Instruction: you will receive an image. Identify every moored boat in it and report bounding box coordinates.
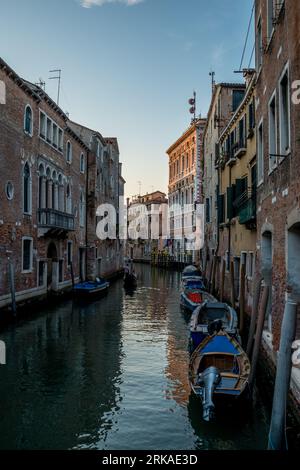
[73,278,110,298]
[189,331,251,422]
[180,276,211,313]
[189,302,240,353]
[124,272,137,289]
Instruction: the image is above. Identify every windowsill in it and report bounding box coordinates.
[22,269,33,274]
[23,212,32,217]
[257,179,264,189]
[39,135,63,155]
[24,130,33,138]
[265,29,275,53]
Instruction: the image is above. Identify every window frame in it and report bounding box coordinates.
[24,104,33,137]
[22,237,33,273]
[257,118,264,187]
[268,89,278,174]
[278,62,291,157]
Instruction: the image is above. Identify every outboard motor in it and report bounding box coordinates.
[197,366,221,421]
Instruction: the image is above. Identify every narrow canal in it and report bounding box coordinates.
[0,264,270,450]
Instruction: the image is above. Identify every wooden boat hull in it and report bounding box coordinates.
[73,281,110,298]
[124,273,137,289]
[189,302,240,354]
[189,331,251,421]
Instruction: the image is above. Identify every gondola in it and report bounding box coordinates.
[189,330,251,422]
[189,302,240,353]
[124,272,137,289]
[73,278,110,298]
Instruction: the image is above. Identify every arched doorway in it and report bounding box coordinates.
[47,242,59,291]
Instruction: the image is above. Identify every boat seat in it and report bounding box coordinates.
[198,354,238,374]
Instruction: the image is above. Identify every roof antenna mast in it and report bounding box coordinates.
[49,69,62,105]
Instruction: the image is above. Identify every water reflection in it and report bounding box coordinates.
[0,264,269,450]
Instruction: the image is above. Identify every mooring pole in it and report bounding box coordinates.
[268,300,297,450]
[70,261,75,289]
[248,284,269,391]
[246,277,263,357]
[239,263,246,333]
[8,257,17,317]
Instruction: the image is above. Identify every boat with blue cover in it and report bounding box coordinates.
[189,302,240,353]
[189,330,251,422]
[73,278,110,297]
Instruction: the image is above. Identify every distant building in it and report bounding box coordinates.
[127,191,168,262]
[203,82,246,281]
[68,122,125,280]
[166,118,206,264]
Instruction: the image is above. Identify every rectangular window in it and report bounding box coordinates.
[248,100,255,133]
[53,124,58,148]
[232,90,245,112]
[67,241,73,267]
[206,198,210,223]
[257,121,264,184]
[241,252,247,268]
[46,118,52,143]
[247,252,254,279]
[22,238,33,272]
[269,92,277,172]
[40,111,46,138]
[267,0,274,40]
[239,118,245,147]
[279,66,290,155]
[58,129,63,152]
[257,18,263,70]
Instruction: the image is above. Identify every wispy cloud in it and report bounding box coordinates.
[81,0,144,8]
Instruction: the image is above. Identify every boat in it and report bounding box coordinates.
[189,302,240,353]
[189,330,251,422]
[124,272,137,289]
[180,277,209,313]
[73,278,110,298]
[182,265,202,280]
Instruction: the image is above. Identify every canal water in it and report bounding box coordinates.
[0,264,270,450]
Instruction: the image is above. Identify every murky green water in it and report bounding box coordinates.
[0,264,270,450]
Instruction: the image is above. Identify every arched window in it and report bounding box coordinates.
[24,105,33,135]
[23,162,31,214]
[80,153,85,173]
[66,141,72,163]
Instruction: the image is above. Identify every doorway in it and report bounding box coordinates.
[47,242,58,291]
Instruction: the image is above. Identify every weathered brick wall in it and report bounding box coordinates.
[255,0,300,349]
[0,65,87,302]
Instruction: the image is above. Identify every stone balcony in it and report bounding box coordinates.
[37,208,75,238]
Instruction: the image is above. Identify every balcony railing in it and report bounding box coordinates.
[38,208,75,231]
[233,190,256,227]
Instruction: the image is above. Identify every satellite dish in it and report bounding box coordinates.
[189,98,195,105]
[190,107,195,114]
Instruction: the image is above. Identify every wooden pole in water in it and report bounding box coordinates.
[211,255,217,294]
[248,284,269,391]
[268,300,297,450]
[239,263,246,333]
[70,261,75,289]
[230,260,235,308]
[220,259,225,302]
[8,257,17,316]
[246,277,263,357]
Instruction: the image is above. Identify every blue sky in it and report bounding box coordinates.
[0,0,254,197]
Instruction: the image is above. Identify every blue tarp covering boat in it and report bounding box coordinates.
[189,331,251,422]
[73,278,110,297]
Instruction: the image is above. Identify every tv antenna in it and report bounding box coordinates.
[189,91,196,122]
[137,181,142,196]
[35,78,46,91]
[49,69,62,105]
[209,71,215,92]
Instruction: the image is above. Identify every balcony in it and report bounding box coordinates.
[38,208,75,238]
[234,190,256,229]
[234,140,247,159]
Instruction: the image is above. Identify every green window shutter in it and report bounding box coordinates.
[227,187,233,220]
[218,194,225,224]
